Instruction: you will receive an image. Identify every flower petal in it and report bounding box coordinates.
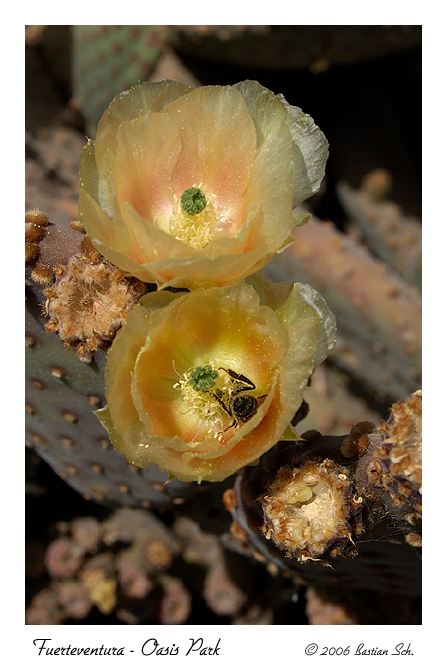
[167,86,257,213]
[94,80,193,174]
[234,80,328,206]
[283,97,329,206]
[114,111,182,223]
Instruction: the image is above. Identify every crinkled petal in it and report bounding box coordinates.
[234,80,328,207]
[282,96,329,206]
[79,143,115,243]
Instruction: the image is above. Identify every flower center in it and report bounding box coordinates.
[180,187,207,215]
[167,185,224,250]
[174,364,233,440]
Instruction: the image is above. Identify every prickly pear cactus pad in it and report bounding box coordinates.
[72,26,173,135]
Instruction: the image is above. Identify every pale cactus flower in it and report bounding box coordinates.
[95,274,336,483]
[79,80,328,289]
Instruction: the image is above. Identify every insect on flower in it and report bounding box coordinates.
[212,367,267,432]
[94,276,336,483]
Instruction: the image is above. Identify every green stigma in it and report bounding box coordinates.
[188,365,218,392]
[180,187,207,215]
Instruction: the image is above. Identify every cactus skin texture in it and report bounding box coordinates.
[26,29,422,622]
[26,303,208,509]
[72,26,172,135]
[25,216,421,623]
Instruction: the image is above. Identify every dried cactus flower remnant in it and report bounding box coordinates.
[79,79,328,288]
[262,458,364,562]
[95,274,336,482]
[44,244,147,361]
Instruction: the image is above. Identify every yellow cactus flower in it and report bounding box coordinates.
[79,80,328,289]
[95,274,336,482]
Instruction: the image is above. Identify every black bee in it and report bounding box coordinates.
[212,367,267,431]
